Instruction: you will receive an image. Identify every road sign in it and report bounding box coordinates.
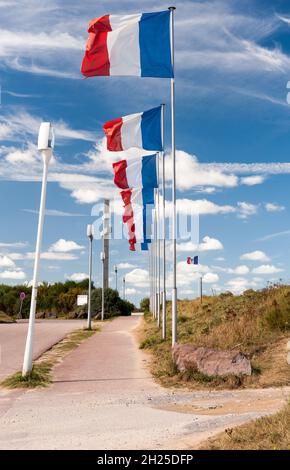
[77,295,88,306]
[20,292,26,300]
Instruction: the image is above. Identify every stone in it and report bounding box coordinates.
[172,343,252,377]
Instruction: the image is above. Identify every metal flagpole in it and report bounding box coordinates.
[169,6,177,346]
[153,208,156,319]
[161,103,167,339]
[156,154,161,328]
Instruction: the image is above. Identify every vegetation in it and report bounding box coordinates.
[0,311,15,323]
[140,297,150,312]
[91,288,134,318]
[200,401,290,450]
[1,327,98,389]
[140,284,290,389]
[0,281,135,319]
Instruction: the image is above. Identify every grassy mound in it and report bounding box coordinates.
[0,311,15,323]
[140,284,290,389]
[200,400,290,450]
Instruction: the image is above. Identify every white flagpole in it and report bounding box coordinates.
[161,103,167,339]
[169,6,177,346]
[156,153,161,328]
[152,209,156,319]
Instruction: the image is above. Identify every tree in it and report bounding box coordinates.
[140,297,150,312]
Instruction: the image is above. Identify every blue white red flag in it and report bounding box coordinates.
[103,107,162,152]
[81,11,173,78]
[112,155,157,190]
[121,187,154,251]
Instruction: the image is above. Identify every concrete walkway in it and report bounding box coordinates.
[0,315,289,450]
[0,319,86,380]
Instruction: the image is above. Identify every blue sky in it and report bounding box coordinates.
[1,0,290,304]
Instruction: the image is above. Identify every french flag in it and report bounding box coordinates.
[121,187,154,251]
[112,155,157,190]
[81,11,173,78]
[103,107,162,152]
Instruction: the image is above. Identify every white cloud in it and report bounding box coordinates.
[67,272,88,282]
[229,265,250,275]
[241,175,265,185]
[252,264,283,274]
[264,202,285,212]
[49,239,84,253]
[203,272,219,283]
[8,251,78,261]
[125,288,137,295]
[237,201,258,218]
[226,277,256,294]
[240,250,270,262]
[118,263,137,269]
[166,150,238,191]
[0,241,27,248]
[167,199,235,216]
[176,236,223,252]
[0,269,26,280]
[23,209,87,217]
[0,255,15,268]
[125,268,149,288]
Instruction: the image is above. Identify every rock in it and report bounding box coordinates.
[36,311,45,319]
[172,343,251,377]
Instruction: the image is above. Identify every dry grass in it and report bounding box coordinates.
[140,285,290,389]
[0,311,15,323]
[200,401,290,450]
[1,326,99,389]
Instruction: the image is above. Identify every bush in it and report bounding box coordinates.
[91,288,134,318]
[140,297,150,312]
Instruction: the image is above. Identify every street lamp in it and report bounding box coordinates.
[22,122,54,376]
[123,276,126,300]
[87,224,94,330]
[114,264,118,292]
[101,251,105,321]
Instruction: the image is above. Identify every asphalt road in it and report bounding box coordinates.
[0,315,289,450]
[0,320,86,380]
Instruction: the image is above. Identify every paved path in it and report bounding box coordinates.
[0,320,86,380]
[0,315,289,450]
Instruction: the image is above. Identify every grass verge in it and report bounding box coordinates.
[200,401,290,450]
[1,326,99,389]
[140,284,290,389]
[0,311,15,323]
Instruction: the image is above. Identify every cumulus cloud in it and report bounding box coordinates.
[49,239,84,253]
[252,264,283,274]
[203,272,219,283]
[176,236,223,252]
[118,263,137,269]
[240,250,270,262]
[241,175,265,185]
[67,273,88,282]
[0,255,15,268]
[237,201,258,218]
[0,269,26,280]
[125,268,149,288]
[264,202,285,212]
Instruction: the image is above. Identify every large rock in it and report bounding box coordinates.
[172,343,251,377]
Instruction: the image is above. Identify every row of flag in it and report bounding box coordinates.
[81,11,173,252]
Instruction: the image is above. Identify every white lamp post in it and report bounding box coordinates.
[114,264,118,292]
[22,122,54,376]
[101,251,105,321]
[123,276,126,300]
[87,224,94,330]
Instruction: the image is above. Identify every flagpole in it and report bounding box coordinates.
[152,209,156,319]
[161,103,167,339]
[169,6,177,346]
[156,154,161,328]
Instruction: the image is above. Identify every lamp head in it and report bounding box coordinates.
[38,122,54,162]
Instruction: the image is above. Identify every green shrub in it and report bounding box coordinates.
[140,297,150,312]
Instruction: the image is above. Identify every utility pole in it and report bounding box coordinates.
[101,251,105,321]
